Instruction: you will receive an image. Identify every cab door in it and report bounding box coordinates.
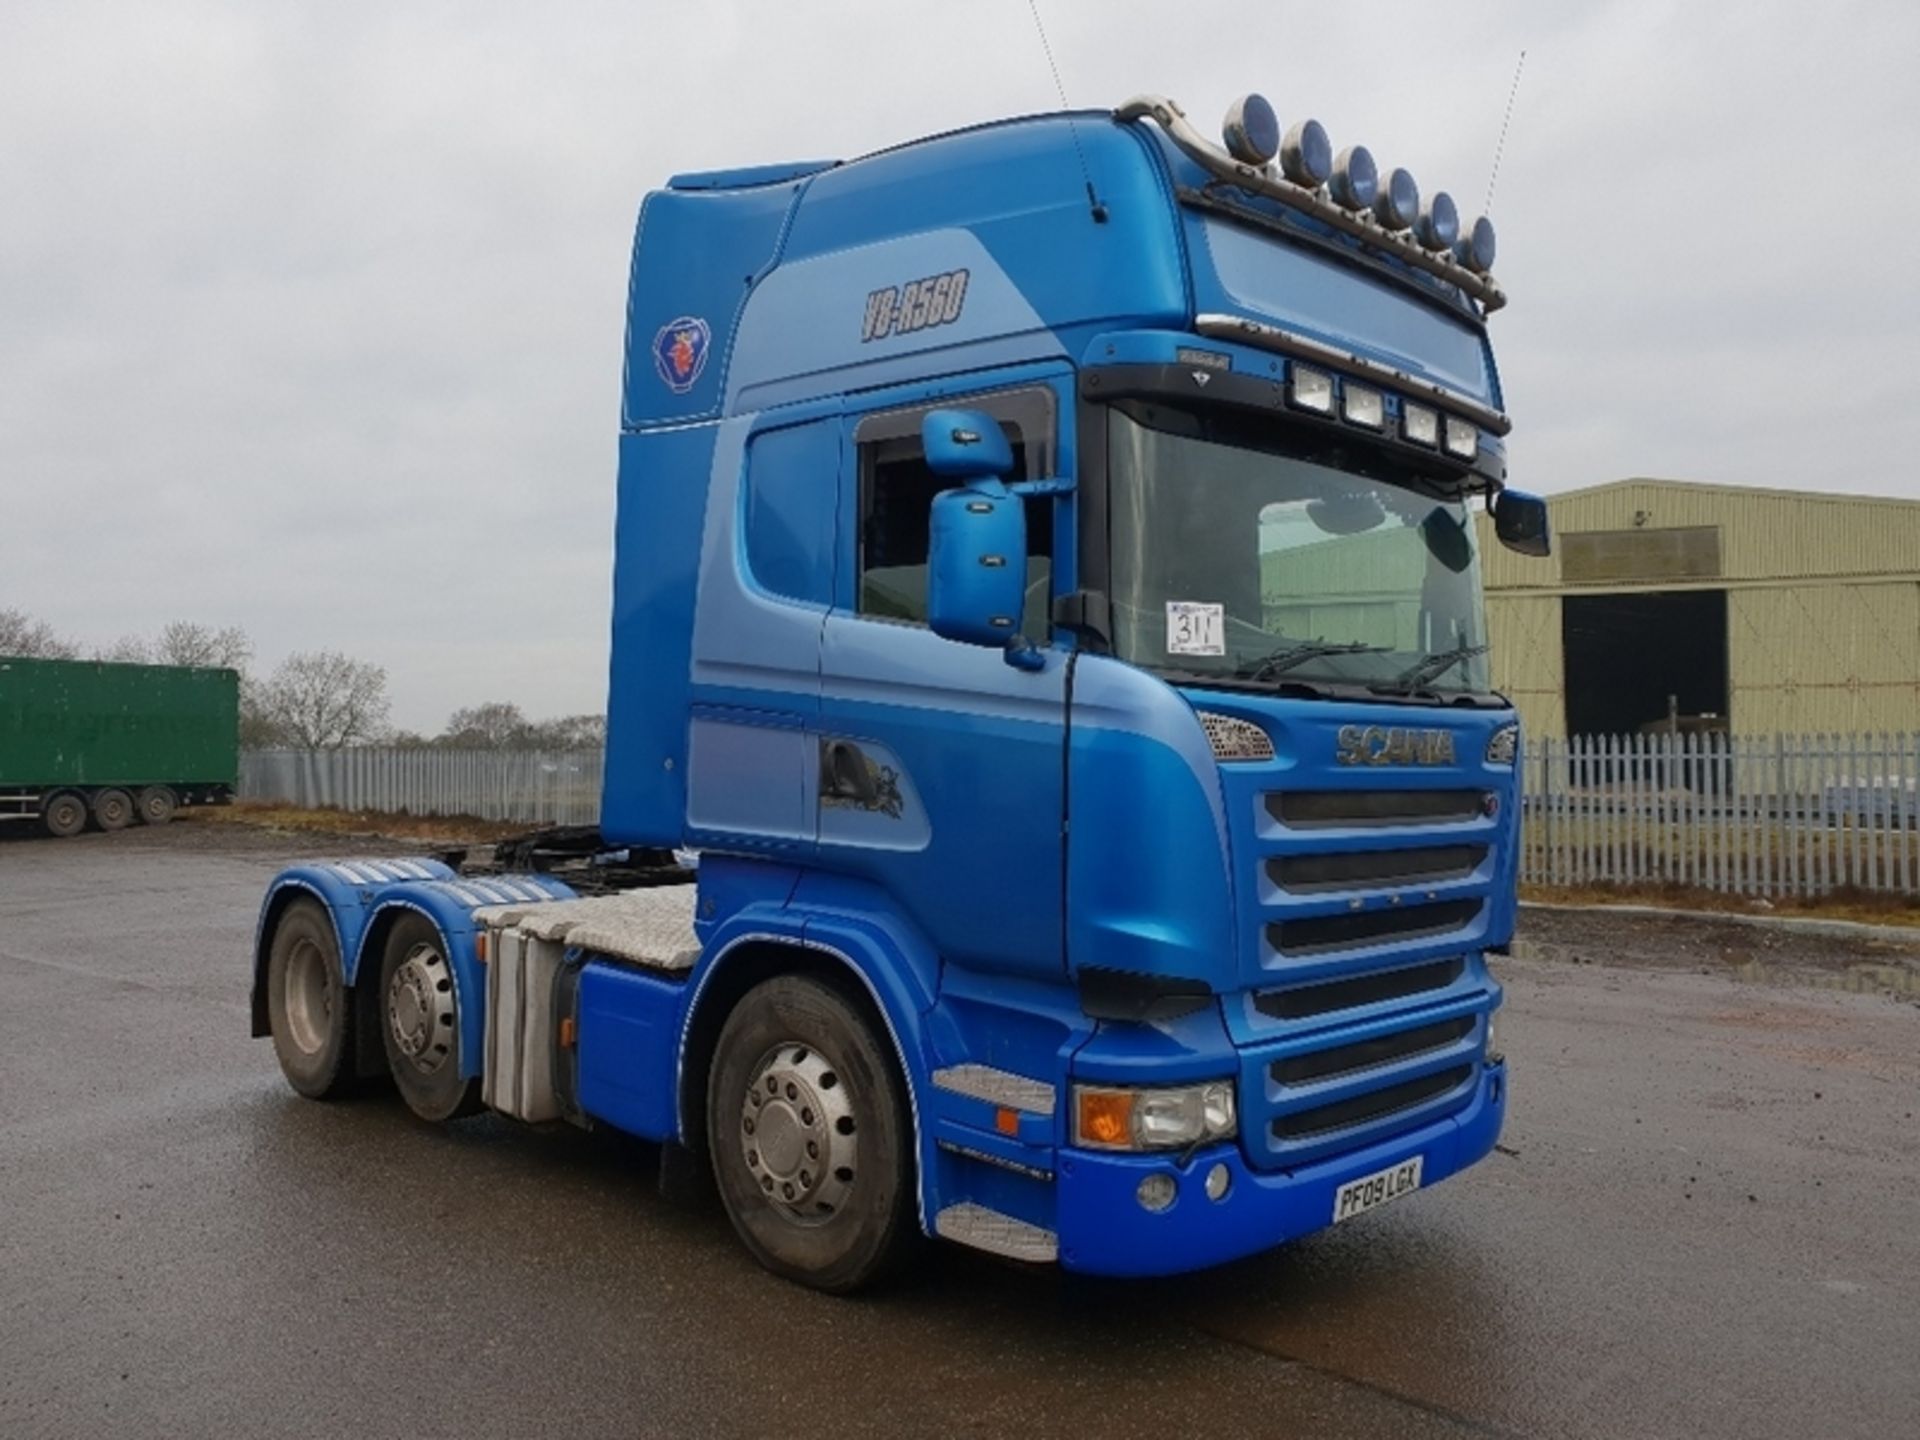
[812,367,1075,979]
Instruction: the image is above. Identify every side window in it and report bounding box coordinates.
[744,419,838,606]
[855,393,1056,642]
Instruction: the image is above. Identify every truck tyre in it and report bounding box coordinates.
[266,898,356,1099]
[707,974,918,1293]
[379,912,481,1122]
[136,786,178,825]
[91,788,134,832]
[41,791,88,839]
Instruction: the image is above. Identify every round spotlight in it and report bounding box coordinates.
[1329,144,1377,211]
[1373,166,1419,231]
[1205,1163,1232,1202]
[1279,118,1332,187]
[1415,190,1460,252]
[1221,93,1280,166]
[1455,214,1497,273]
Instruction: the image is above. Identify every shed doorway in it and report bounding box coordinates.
[1562,589,1728,739]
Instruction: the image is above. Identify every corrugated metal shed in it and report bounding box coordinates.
[1475,478,1920,738]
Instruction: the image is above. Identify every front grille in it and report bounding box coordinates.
[1271,1016,1475,1085]
[1268,790,1484,828]
[1271,1064,1474,1140]
[1269,844,1486,893]
[1270,898,1480,956]
[1255,957,1465,1020]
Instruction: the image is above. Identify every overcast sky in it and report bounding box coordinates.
[4,1,1916,730]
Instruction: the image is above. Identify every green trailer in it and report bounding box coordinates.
[0,657,239,837]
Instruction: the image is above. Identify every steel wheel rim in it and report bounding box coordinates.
[387,941,455,1075]
[739,1041,858,1226]
[283,937,332,1056]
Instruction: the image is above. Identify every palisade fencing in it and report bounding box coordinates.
[1521,733,1920,898]
[240,748,605,827]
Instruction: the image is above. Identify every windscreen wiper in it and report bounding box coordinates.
[1241,639,1390,683]
[1376,643,1489,693]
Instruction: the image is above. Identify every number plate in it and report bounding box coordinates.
[1332,1155,1423,1223]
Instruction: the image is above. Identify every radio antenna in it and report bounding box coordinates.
[1025,0,1107,222]
[1484,49,1527,217]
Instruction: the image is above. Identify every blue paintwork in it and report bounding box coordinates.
[258,101,1525,1277]
[1054,1064,1506,1276]
[250,865,573,1076]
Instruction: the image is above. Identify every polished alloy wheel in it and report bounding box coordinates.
[739,1041,859,1224]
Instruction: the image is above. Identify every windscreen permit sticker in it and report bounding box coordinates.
[1166,601,1225,657]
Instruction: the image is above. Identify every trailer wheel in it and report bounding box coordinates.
[379,913,481,1122]
[266,898,356,1099]
[91,788,133,832]
[136,786,178,825]
[41,791,88,839]
[707,974,917,1292]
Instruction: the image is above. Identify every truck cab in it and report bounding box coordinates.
[253,93,1550,1290]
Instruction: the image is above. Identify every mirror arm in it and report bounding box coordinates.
[1003,637,1047,672]
[1006,475,1075,498]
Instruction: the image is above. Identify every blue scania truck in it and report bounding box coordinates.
[252,92,1551,1291]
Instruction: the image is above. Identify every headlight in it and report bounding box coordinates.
[1074,1081,1237,1152]
[1486,723,1519,766]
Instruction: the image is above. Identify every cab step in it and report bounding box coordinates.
[934,1203,1058,1263]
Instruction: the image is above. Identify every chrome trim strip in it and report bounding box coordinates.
[1194,313,1513,437]
[1115,93,1507,314]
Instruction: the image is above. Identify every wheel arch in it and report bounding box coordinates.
[356,895,489,1082]
[676,922,937,1233]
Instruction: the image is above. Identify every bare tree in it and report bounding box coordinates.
[0,608,79,659]
[526,713,608,749]
[261,651,391,750]
[442,701,532,748]
[153,621,252,671]
[94,634,153,663]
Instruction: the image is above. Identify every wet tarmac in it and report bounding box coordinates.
[3,823,1917,1438]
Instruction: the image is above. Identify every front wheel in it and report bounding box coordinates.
[379,913,481,1122]
[707,975,918,1292]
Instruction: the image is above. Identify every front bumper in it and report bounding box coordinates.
[1052,1061,1505,1276]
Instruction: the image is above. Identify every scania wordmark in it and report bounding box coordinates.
[252,92,1551,1290]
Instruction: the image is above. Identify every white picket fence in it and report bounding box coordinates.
[1521,732,1919,897]
[240,748,603,827]
[241,732,1920,898]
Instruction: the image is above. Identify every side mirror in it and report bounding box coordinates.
[922,408,1014,480]
[927,480,1029,652]
[1493,488,1551,557]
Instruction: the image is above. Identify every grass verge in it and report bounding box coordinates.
[182,801,524,846]
[1521,881,1920,929]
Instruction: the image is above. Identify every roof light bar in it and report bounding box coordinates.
[1329,145,1377,211]
[1279,118,1332,188]
[1444,416,1479,459]
[1373,167,1420,232]
[1114,93,1508,312]
[1221,93,1280,166]
[1455,215,1497,274]
[1415,191,1460,252]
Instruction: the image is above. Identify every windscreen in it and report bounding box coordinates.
[1106,402,1491,697]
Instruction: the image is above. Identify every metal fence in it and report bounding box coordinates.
[242,732,1920,899]
[240,748,604,827]
[1521,732,1919,897]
